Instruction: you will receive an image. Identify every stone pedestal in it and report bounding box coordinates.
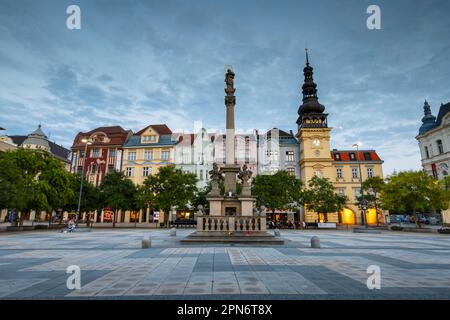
[239,197,256,217]
[221,164,240,194]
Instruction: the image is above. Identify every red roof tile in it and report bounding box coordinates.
[71,126,132,149]
[331,150,382,162]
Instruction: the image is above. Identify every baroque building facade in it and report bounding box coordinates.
[417,100,450,179]
[70,126,132,186]
[296,51,384,225]
[1,124,70,167]
[122,124,177,186]
[416,100,450,224]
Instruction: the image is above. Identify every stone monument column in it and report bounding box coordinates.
[222,67,240,194]
[225,68,236,165]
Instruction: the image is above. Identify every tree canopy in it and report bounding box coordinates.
[141,166,197,226]
[98,170,136,227]
[304,175,347,215]
[380,171,450,226]
[0,149,74,225]
[252,170,304,213]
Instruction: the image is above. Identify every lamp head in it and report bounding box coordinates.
[81,138,92,145]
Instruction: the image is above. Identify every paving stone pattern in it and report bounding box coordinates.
[0,229,449,299]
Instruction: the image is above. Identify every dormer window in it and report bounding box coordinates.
[142,135,157,143]
[349,153,356,161]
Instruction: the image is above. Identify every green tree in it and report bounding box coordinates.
[141,166,197,227]
[356,176,385,226]
[380,171,449,227]
[65,175,101,222]
[304,175,347,220]
[98,171,136,228]
[252,170,304,219]
[0,149,74,226]
[191,184,211,213]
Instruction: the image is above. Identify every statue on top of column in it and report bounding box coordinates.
[225,68,236,105]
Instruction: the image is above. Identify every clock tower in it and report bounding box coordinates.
[297,49,335,222]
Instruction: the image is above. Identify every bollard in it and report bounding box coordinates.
[311,236,320,248]
[274,228,281,237]
[170,227,177,236]
[142,237,151,249]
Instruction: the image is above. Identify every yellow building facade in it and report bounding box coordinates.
[297,51,384,225]
[121,124,178,225]
[122,124,177,186]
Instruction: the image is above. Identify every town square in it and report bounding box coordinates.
[1,229,450,299]
[1,0,450,308]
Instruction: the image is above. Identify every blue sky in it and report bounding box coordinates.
[0,0,449,174]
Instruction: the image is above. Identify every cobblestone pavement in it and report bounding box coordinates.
[0,229,449,299]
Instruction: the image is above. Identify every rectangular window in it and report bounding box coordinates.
[92,148,100,158]
[352,168,359,179]
[144,150,153,160]
[80,150,85,158]
[109,148,116,157]
[334,153,341,161]
[125,167,134,177]
[349,153,356,161]
[336,168,343,179]
[199,169,203,180]
[353,188,361,200]
[161,150,170,160]
[143,167,151,176]
[287,167,295,176]
[128,151,136,161]
[286,151,295,162]
[367,168,374,178]
[266,150,278,161]
[437,140,444,154]
[425,146,430,159]
[338,188,346,197]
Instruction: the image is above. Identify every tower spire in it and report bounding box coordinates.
[419,99,436,135]
[305,48,309,66]
[296,49,327,128]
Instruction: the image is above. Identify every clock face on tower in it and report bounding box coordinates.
[312,139,320,147]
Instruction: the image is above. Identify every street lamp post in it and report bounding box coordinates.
[76,138,92,226]
[353,143,368,228]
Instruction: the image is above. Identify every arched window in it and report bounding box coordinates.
[437,140,444,154]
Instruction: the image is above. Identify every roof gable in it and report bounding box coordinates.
[135,124,172,136]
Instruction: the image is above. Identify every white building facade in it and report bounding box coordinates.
[416,100,450,225]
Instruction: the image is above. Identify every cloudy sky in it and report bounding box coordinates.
[0,0,449,174]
